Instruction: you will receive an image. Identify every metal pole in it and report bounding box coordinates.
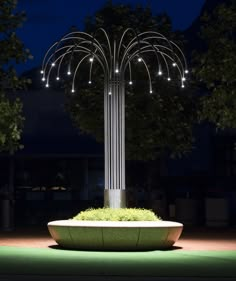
[41,29,188,209]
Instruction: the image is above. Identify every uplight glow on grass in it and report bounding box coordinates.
[0,247,236,278]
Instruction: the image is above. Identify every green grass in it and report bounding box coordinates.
[72,207,160,221]
[0,246,236,278]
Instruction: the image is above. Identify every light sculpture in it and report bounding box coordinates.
[41,28,188,208]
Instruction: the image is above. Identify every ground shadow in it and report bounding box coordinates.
[48,244,183,252]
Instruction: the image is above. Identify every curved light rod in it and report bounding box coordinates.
[91,28,112,66]
[48,36,110,72]
[122,44,183,81]
[125,31,176,61]
[71,54,91,92]
[117,28,141,61]
[45,49,89,87]
[118,38,185,76]
[41,29,189,92]
[132,35,188,70]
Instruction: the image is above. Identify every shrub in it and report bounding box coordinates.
[72,208,161,221]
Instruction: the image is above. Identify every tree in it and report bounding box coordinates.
[66,2,197,163]
[0,0,32,152]
[0,0,32,230]
[193,0,236,129]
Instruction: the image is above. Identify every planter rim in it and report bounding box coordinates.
[48,220,183,228]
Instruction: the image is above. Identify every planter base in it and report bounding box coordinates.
[48,220,183,250]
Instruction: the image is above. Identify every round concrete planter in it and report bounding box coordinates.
[48,220,183,250]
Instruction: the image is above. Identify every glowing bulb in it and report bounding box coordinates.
[158,71,162,76]
[138,57,142,62]
[51,62,55,67]
[46,83,49,88]
[89,57,94,62]
[129,81,133,85]
[88,80,92,84]
[182,77,186,81]
[149,90,153,94]
[181,84,185,88]
[71,89,75,93]
[115,68,119,73]
[167,77,171,81]
[40,70,44,74]
[108,91,112,95]
[67,71,71,75]
[185,69,189,74]
[42,77,46,81]
[172,62,177,67]
[56,77,60,81]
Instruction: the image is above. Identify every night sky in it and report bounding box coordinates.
[16,0,205,73]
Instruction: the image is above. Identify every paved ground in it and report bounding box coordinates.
[0,225,236,250]
[1,226,236,281]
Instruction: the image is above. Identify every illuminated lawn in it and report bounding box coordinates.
[0,246,236,278]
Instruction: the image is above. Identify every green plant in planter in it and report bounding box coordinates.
[72,208,161,221]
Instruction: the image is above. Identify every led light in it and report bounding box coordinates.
[115,68,119,73]
[182,77,186,81]
[185,69,189,74]
[167,77,171,81]
[89,57,94,62]
[181,84,185,88]
[138,57,142,62]
[71,89,75,93]
[67,71,71,75]
[158,71,162,76]
[149,90,153,94]
[42,77,46,81]
[88,80,92,84]
[108,91,112,95]
[51,62,55,67]
[172,62,177,67]
[56,77,60,81]
[40,70,44,74]
[46,83,49,88]
[129,81,133,85]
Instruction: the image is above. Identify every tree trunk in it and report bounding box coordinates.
[1,150,15,231]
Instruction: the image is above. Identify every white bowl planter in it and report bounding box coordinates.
[48,220,183,250]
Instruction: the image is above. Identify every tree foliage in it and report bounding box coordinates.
[0,0,32,152]
[65,1,197,160]
[193,0,236,129]
[0,96,23,152]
